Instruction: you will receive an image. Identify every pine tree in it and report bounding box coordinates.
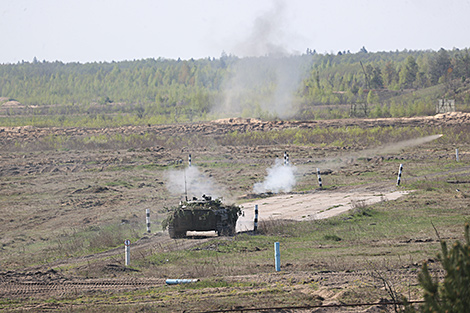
[399,56,419,89]
[404,223,470,312]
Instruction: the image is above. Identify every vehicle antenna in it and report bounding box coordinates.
[184,168,188,201]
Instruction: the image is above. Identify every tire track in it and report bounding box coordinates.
[0,267,444,303]
[1,274,165,298]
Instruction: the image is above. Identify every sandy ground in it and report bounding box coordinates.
[236,187,411,232]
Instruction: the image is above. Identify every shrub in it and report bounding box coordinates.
[404,223,470,312]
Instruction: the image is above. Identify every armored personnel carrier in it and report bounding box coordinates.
[162,195,242,238]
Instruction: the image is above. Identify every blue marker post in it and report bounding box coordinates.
[166,279,199,285]
[274,242,281,272]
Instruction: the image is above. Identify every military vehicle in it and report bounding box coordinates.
[162,195,242,238]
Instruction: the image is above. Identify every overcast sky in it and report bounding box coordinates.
[1,0,469,64]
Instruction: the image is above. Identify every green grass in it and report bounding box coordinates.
[1,222,144,269]
[105,180,134,188]
[220,125,441,148]
[327,204,344,211]
[131,180,470,279]
[1,119,470,311]
[0,278,316,312]
[10,182,465,311]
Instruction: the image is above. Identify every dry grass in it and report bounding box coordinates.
[1,119,470,312]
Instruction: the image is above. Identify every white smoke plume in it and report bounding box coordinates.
[254,159,297,193]
[214,0,308,119]
[362,134,444,156]
[166,166,224,200]
[316,134,444,170]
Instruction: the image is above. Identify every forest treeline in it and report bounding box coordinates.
[1,47,470,127]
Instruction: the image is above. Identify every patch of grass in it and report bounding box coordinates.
[220,125,442,148]
[86,223,141,253]
[133,184,470,279]
[197,162,233,169]
[107,163,175,172]
[324,234,342,241]
[105,180,133,188]
[5,222,144,267]
[327,204,343,211]
[350,200,373,217]
[176,279,260,290]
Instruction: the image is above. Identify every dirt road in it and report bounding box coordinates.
[237,186,411,232]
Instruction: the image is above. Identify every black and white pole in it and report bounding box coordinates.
[254,204,259,232]
[317,168,323,188]
[146,209,150,233]
[456,149,459,162]
[188,154,192,167]
[124,239,131,266]
[396,164,403,186]
[284,151,287,166]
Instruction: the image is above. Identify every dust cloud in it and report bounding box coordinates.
[231,0,289,58]
[165,166,225,200]
[214,0,309,119]
[254,159,297,193]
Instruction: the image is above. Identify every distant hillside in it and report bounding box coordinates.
[1,48,469,127]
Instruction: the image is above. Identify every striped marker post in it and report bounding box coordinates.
[146,209,150,233]
[396,164,403,186]
[317,168,323,188]
[274,242,281,272]
[254,205,259,232]
[284,151,289,166]
[188,154,192,167]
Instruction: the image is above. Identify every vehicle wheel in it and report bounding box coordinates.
[168,224,177,238]
[219,225,235,236]
[169,225,186,238]
[226,225,235,236]
[175,230,186,238]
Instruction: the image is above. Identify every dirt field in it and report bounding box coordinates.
[1,112,470,312]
